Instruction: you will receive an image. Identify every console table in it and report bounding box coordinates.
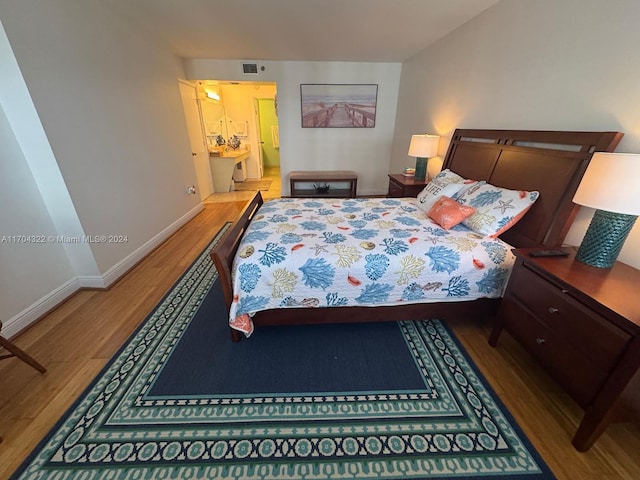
[489,248,640,451]
[289,171,357,198]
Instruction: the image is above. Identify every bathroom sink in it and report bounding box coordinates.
[221,149,248,158]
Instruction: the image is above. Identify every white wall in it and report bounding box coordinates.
[0,0,203,336]
[184,60,402,195]
[391,0,640,269]
[0,106,78,337]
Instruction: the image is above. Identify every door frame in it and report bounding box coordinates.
[178,79,212,200]
[252,98,264,178]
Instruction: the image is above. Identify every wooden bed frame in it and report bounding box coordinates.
[211,129,622,341]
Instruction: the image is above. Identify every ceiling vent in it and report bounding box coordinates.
[242,63,259,75]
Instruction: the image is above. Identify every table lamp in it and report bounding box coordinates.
[572,152,640,268]
[408,134,440,181]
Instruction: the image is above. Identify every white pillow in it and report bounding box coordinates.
[416,169,483,213]
[430,168,466,185]
[416,180,467,213]
[457,183,540,237]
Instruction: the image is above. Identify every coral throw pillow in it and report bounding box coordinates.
[428,196,476,230]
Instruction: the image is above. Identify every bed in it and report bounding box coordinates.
[211,129,622,341]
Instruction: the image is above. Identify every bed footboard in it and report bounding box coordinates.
[210,192,264,339]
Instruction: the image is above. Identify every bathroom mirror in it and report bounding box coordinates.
[200,101,228,151]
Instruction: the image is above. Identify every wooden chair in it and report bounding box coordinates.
[0,321,46,374]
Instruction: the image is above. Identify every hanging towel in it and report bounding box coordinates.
[230,120,247,137]
[205,121,222,136]
[271,125,279,148]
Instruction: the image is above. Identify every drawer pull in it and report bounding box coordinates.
[548,307,559,314]
[535,338,546,344]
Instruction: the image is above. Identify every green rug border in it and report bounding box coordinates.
[12,221,555,479]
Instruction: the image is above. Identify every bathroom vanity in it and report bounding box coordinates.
[210,149,250,193]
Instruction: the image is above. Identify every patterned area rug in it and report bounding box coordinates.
[234,179,273,191]
[12,224,554,479]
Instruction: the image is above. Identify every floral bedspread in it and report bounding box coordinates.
[229,197,515,336]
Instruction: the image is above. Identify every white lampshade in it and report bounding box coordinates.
[408,134,439,158]
[573,152,640,215]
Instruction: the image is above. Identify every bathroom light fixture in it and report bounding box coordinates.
[408,134,440,181]
[206,91,220,101]
[572,152,640,268]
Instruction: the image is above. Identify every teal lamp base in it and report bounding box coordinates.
[576,209,637,268]
[414,157,428,181]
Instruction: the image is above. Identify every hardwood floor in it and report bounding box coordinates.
[203,165,281,203]
[0,200,248,478]
[1,197,639,479]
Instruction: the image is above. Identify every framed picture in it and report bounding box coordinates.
[300,84,378,128]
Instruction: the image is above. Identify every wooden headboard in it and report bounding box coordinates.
[441,129,623,247]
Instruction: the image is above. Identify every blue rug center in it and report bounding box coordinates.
[149,281,427,396]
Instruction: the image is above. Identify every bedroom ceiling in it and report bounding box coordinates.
[98,0,500,62]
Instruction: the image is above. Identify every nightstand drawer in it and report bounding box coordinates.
[499,297,610,406]
[388,180,404,197]
[507,263,630,369]
[490,248,640,451]
[387,174,429,198]
[402,185,426,197]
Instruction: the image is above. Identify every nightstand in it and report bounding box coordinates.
[489,248,640,451]
[387,174,429,198]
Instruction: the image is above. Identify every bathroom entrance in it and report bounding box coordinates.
[198,81,280,199]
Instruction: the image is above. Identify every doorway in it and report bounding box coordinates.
[256,98,280,170]
[198,81,280,201]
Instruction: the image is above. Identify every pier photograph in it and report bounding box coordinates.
[301,84,377,128]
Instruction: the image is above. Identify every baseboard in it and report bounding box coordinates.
[2,203,204,339]
[2,278,82,339]
[100,203,204,288]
